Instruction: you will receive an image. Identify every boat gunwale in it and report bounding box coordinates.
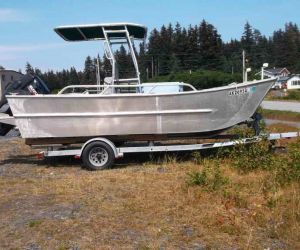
[6,78,276,99]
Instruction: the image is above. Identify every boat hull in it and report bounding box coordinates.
[7,79,275,144]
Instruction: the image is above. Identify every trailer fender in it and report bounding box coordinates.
[79,137,123,158]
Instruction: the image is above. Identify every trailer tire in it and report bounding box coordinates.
[82,141,115,170]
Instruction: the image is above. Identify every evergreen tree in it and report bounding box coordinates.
[12,20,300,91]
[283,23,300,71]
[115,45,133,78]
[170,53,180,73]
[158,24,173,74]
[69,67,80,85]
[93,54,102,84]
[241,22,254,52]
[223,39,243,73]
[83,56,96,84]
[251,29,270,69]
[61,69,68,85]
[138,42,149,81]
[102,54,112,79]
[172,23,188,69]
[186,24,199,70]
[198,20,223,70]
[147,28,161,77]
[25,62,34,75]
[34,67,42,77]
[43,70,59,90]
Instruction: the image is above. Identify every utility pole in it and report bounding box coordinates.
[157,58,159,76]
[146,68,149,80]
[242,50,245,82]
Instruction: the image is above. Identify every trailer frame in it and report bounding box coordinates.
[35,132,300,170]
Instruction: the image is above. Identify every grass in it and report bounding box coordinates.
[283,90,300,101]
[186,159,229,190]
[261,108,300,122]
[267,89,300,101]
[0,124,299,249]
[28,220,42,228]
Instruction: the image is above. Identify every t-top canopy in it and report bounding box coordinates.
[54,23,147,41]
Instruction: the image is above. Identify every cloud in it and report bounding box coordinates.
[0,54,19,62]
[0,43,66,53]
[0,8,28,22]
[0,43,66,66]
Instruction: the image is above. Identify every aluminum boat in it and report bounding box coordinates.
[5,23,275,145]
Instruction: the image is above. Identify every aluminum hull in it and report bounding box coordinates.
[7,79,275,143]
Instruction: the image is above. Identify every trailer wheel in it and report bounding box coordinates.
[82,141,115,170]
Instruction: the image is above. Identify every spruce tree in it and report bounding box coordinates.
[148,28,161,77]
[25,62,34,75]
[83,56,96,84]
[138,42,149,81]
[198,20,223,70]
[173,22,188,69]
[69,67,80,85]
[241,22,254,53]
[187,24,199,70]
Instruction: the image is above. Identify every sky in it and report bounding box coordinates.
[0,0,299,72]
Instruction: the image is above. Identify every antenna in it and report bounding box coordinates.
[242,50,245,82]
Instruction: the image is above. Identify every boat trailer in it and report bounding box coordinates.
[35,132,300,170]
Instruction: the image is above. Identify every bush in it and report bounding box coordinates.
[187,160,228,190]
[191,151,202,164]
[282,90,300,101]
[230,140,274,172]
[230,137,300,186]
[149,70,242,90]
[275,139,300,185]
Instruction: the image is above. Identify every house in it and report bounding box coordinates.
[264,67,290,78]
[273,75,300,90]
[0,70,23,97]
[284,75,300,90]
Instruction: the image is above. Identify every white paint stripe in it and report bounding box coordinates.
[14,109,213,118]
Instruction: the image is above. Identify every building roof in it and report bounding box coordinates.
[264,67,290,75]
[54,23,147,41]
[277,74,300,82]
[277,76,290,82]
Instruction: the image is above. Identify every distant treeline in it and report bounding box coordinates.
[10,20,300,90]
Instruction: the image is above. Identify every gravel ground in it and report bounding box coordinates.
[265,119,300,128]
[262,100,300,112]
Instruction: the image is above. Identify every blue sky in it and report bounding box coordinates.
[0,0,299,72]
